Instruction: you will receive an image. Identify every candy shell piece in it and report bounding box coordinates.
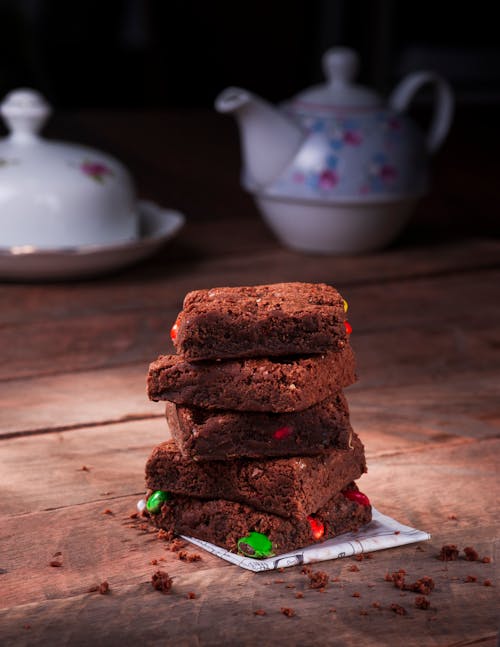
[146,490,170,514]
[307,515,325,540]
[273,426,293,440]
[137,498,146,513]
[170,321,179,342]
[344,320,352,335]
[237,532,274,558]
[342,489,370,507]
[343,299,348,313]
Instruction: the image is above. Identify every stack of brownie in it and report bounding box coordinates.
[145,283,372,557]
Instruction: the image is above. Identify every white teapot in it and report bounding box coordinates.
[216,47,454,254]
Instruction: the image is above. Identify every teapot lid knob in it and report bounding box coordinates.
[0,88,51,140]
[323,47,359,84]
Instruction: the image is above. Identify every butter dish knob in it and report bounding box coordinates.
[0,88,51,141]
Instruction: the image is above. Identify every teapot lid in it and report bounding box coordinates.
[292,48,382,110]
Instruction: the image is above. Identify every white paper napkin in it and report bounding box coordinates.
[181,507,431,572]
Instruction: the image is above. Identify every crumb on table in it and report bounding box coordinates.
[151,570,173,593]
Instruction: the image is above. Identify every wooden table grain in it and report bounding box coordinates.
[0,111,499,646]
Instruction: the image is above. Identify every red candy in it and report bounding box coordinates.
[344,320,352,335]
[273,426,293,440]
[170,320,179,342]
[342,489,370,507]
[307,516,325,540]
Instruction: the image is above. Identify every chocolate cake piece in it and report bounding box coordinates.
[147,482,372,556]
[148,345,356,412]
[166,392,353,460]
[146,434,366,518]
[172,282,347,361]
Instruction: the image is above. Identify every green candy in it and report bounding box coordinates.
[237,531,274,558]
[146,490,170,514]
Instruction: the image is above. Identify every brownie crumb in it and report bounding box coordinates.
[372,601,381,609]
[352,592,361,598]
[151,570,173,593]
[463,546,479,561]
[329,607,336,613]
[281,607,295,617]
[415,596,430,609]
[484,579,492,587]
[102,509,113,515]
[178,550,201,562]
[482,556,491,564]
[274,579,285,584]
[79,465,90,471]
[301,566,312,575]
[49,560,62,567]
[406,576,435,595]
[390,569,407,590]
[448,514,457,520]
[157,529,173,542]
[187,592,197,599]
[307,570,329,589]
[170,538,188,552]
[438,544,459,561]
[278,568,285,573]
[348,564,360,572]
[390,603,407,615]
[359,609,369,616]
[465,575,477,583]
[286,584,295,589]
[129,512,139,519]
[295,592,304,599]
[98,581,110,595]
[384,572,393,582]
[254,609,266,616]
[150,559,158,565]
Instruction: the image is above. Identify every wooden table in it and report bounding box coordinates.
[0,110,499,646]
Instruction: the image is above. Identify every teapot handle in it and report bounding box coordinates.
[389,71,454,154]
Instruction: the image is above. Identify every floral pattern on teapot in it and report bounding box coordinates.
[266,109,428,203]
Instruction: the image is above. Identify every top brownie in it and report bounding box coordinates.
[172,282,347,361]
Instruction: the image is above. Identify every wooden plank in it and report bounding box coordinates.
[0,365,160,437]
[1,238,499,327]
[0,419,166,515]
[0,412,482,517]
[0,439,498,645]
[1,269,500,382]
[1,326,498,437]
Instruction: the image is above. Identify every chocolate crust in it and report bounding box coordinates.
[148,482,372,555]
[173,282,347,361]
[145,434,366,518]
[166,392,354,460]
[148,346,356,412]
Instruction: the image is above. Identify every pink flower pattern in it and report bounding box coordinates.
[80,161,113,183]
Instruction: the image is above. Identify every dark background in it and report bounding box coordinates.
[1,0,499,238]
[1,0,499,108]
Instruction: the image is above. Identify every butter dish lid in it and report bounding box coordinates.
[0,88,138,249]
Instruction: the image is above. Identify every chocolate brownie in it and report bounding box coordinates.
[166,392,353,460]
[148,345,356,412]
[172,283,347,361]
[147,482,372,555]
[145,434,366,518]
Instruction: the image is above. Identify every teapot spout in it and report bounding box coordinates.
[215,87,304,188]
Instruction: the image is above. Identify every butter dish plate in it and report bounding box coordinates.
[0,200,185,280]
